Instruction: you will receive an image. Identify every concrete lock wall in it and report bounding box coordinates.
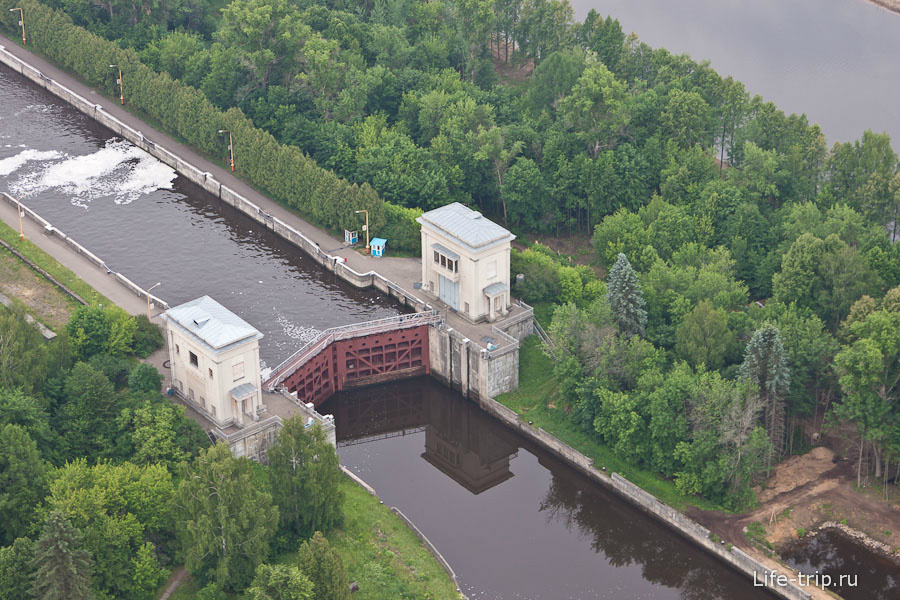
[472,391,811,600]
[428,324,519,402]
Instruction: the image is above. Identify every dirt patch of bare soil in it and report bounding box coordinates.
[757,446,836,503]
[688,447,900,599]
[870,0,900,15]
[0,247,72,329]
[690,446,900,556]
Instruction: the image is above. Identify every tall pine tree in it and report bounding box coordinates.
[606,253,647,337]
[31,512,94,600]
[740,324,790,473]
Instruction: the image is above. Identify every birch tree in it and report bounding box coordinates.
[176,443,278,591]
[268,420,344,538]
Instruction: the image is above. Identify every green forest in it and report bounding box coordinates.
[0,302,458,599]
[2,0,899,537]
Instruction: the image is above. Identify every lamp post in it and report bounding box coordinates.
[147,282,161,320]
[16,196,24,241]
[354,209,369,254]
[109,64,124,105]
[218,130,234,172]
[9,8,25,46]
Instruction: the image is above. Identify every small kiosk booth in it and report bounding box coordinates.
[370,237,387,258]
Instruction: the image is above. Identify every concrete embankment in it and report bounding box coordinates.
[0,44,427,314]
[0,193,167,315]
[340,467,467,599]
[474,395,813,600]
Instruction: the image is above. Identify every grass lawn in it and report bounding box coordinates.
[160,477,460,599]
[0,218,108,307]
[276,477,460,600]
[497,335,722,512]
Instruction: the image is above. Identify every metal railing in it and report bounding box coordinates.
[263,310,441,391]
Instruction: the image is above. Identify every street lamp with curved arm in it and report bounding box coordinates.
[147,282,161,320]
[9,8,25,45]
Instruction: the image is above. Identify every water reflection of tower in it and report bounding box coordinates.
[327,378,520,494]
[421,391,518,494]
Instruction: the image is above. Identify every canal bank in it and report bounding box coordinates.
[0,38,534,406]
[0,40,811,600]
[472,394,812,600]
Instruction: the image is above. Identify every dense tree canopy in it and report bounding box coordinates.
[176,443,279,591]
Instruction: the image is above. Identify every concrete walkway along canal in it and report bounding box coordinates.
[0,55,786,599]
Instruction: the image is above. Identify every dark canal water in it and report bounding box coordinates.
[781,529,900,600]
[572,0,900,148]
[323,378,779,599]
[0,64,399,369]
[0,63,779,598]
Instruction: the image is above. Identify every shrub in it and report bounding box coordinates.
[128,363,163,395]
[131,316,164,357]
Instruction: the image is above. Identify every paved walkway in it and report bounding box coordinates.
[0,200,149,316]
[0,36,417,283]
[0,35,526,351]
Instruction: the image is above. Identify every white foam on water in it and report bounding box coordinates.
[9,139,176,205]
[0,149,63,177]
[13,104,54,118]
[115,155,178,205]
[274,311,320,342]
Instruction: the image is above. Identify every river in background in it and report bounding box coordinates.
[573,0,900,148]
[0,63,778,598]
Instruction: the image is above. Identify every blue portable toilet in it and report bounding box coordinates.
[370,237,387,258]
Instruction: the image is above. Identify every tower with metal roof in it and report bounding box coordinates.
[162,296,264,428]
[416,202,515,322]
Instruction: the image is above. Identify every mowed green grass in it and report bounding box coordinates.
[497,335,722,512]
[161,474,460,599]
[272,477,460,600]
[318,477,459,600]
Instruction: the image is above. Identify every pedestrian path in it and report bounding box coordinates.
[0,36,528,352]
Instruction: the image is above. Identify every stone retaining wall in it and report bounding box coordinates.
[391,507,464,596]
[0,45,431,313]
[474,393,812,600]
[1,193,167,312]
